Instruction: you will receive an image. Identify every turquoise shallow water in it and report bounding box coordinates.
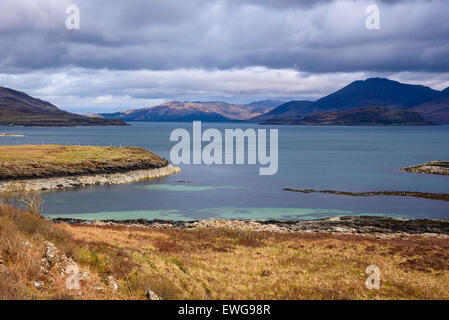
[1,122,448,220]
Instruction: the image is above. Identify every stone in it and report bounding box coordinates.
[34,281,44,290]
[0,165,180,192]
[94,286,105,292]
[102,275,119,290]
[0,263,8,273]
[43,241,61,267]
[40,257,51,270]
[145,289,162,300]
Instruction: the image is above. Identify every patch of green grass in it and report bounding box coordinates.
[168,257,188,274]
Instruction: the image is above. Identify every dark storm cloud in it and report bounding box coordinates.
[1,0,448,74]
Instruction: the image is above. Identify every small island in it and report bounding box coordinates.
[0,133,24,137]
[0,145,180,192]
[401,161,449,176]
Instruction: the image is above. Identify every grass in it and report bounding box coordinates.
[62,223,449,300]
[0,145,161,164]
[1,203,449,300]
[0,145,168,180]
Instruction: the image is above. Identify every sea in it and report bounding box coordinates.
[1,122,448,221]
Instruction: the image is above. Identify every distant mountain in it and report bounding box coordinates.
[244,100,285,109]
[248,101,313,122]
[0,86,126,126]
[253,78,448,125]
[99,101,274,122]
[309,78,441,113]
[412,87,449,124]
[263,106,434,126]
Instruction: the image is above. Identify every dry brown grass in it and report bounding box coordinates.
[62,224,449,300]
[1,203,449,300]
[0,145,168,180]
[0,145,154,163]
[0,203,119,300]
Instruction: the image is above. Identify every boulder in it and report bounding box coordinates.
[102,275,119,290]
[145,289,162,300]
[94,286,105,293]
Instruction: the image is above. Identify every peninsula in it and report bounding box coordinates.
[0,145,180,192]
[0,86,126,127]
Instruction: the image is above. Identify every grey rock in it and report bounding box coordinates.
[94,286,105,293]
[145,289,162,300]
[102,275,119,290]
[0,263,8,273]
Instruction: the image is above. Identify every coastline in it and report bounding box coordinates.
[401,161,449,176]
[283,188,449,201]
[0,164,181,192]
[52,215,449,237]
[0,133,24,137]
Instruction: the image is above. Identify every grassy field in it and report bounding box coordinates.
[0,145,168,180]
[1,203,448,300]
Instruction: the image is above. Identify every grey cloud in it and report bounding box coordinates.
[1,0,448,74]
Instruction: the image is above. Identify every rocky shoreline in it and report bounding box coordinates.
[401,161,449,176]
[283,188,449,201]
[0,133,24,137]
[52,215,449,237]
[0,165,180,192]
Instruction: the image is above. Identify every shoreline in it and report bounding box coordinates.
[283,188,449,201]
[0,133,24,137]
[0,164,180,192]
[52,215,449,237]
[401,161,449,176]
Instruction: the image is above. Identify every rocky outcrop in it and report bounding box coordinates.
[102,276,118,291]
[40,241,78,274]
[0,165,180,192]
[0,253,7,273]
[145,289,162,300]
[283,188,449,202]
[401,161,449,176]
[53,216,449,237]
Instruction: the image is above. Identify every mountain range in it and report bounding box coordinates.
[0,87,125,126]
[97,100,282,122]
[97,78,449,125]
[255,78,449,125]
[1,78,449,126]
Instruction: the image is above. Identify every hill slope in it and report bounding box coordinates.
[0,87,126,126]
[254,78,448,124]
[248,101,313,122]
[244,99,285,109]
[309,78,441,113]
[99,101,274,122]
[263,106,434,126]
[412,88,449,124]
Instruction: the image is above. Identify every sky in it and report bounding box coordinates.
[0,0,449,113]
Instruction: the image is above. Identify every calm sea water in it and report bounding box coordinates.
[1,122,448,220]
